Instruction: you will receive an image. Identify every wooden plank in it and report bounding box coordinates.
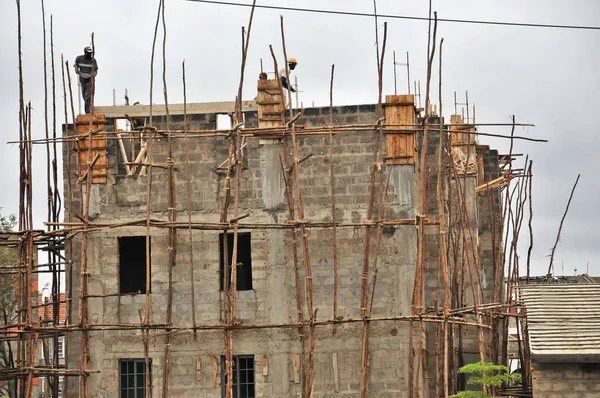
[450,114,476,145]
[94,101,258,117]
[75,114,107,184]
[257,79,284,131]
[332,352,339,392]
[128,143,148,176]
[262,355,269,376]
[386,94,415,105]
[76,139,107,151]
[196,357,202,381]
[449,115,477,175]
[291,354,300,383]
[212,356,219,388]
[384,95,416,165]
[75,113,106,125]
[476,176,507,193]
[117,133,132,175]
[477,153,485,185]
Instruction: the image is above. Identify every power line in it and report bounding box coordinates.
[185,0,600,31]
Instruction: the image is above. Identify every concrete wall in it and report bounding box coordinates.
[63,103,503,397]
[64,104,427,397]
[532,362,600,397]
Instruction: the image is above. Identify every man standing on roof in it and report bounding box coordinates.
[74,46,98,114]
[279,57,297,93]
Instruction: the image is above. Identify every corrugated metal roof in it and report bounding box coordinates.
[517,284,600,362]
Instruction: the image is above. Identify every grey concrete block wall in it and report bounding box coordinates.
[532,363,600,397]
[62,104,499,397]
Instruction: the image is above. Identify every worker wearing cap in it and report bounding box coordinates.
[279,57,298,93]
[74,46,99,114]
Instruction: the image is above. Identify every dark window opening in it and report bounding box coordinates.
[219,233,252,291]
[221,355,255,398]
[119,236,150,294]
[119,358,151,398]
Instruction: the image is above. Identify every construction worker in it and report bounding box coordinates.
[74,46,98,114]
[279,57,297,93]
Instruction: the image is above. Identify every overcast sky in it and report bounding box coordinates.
[1,0,599,279]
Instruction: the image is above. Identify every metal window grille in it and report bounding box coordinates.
[57,336,64,359]
[119,359,151,398]
[221,355,255,398]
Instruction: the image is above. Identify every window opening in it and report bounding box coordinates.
[115,118,132,132]
[41,336,65,361]
[115,131,145,176]
[118,236,150,294]
[221,355,255,398]
[114,115,147,177]
[40,376,64,397]
[58,336,64,359]
[219,233,252,291]
[216,113,233,130]
[120,358,151,398]
[216,112,248,170]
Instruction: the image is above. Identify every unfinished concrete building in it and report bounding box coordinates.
[0,2,552,396]
[53,81,507,397]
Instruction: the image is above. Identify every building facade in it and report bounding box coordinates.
[63,89,503,397]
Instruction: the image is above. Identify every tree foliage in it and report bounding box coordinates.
[0,213,17,313]
[0,212,17,398]
[451,361,522,398]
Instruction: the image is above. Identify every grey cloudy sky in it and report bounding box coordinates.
[1,0,599,278]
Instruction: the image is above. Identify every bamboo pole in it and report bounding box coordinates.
[547,174,580,277]
[409,7,438,396]
[448,150,487,364]
[49,16,62,397]
[40,8,58,397]
[10,124,546,147]
[182,61,198,337]
[280,15,317,397]
[526,161,533,283]
[160,2,176,397]
[15,3,25,393]
[499,118,516,370]
[437,37,451,398]
[75,76,97,397]
[0,313,491,338]
[359,19,387,398]
[269,44,308,395]
[327,65,339,335]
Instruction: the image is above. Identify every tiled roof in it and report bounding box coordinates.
[517,284,600,362]
[37,293,67,325]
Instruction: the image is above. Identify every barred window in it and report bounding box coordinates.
[119,358,151,398]
[221,355,255,398]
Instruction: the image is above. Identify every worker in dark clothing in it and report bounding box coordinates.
[74,46,98,114]
[279,57,297,92]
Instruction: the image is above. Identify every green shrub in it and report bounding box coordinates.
[451,361,521,398]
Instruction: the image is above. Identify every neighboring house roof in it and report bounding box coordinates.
[513,273,600,284]
[37,293,67,325]
[518,284,600,362]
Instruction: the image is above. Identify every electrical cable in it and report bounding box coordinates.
[185,0,600,31]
